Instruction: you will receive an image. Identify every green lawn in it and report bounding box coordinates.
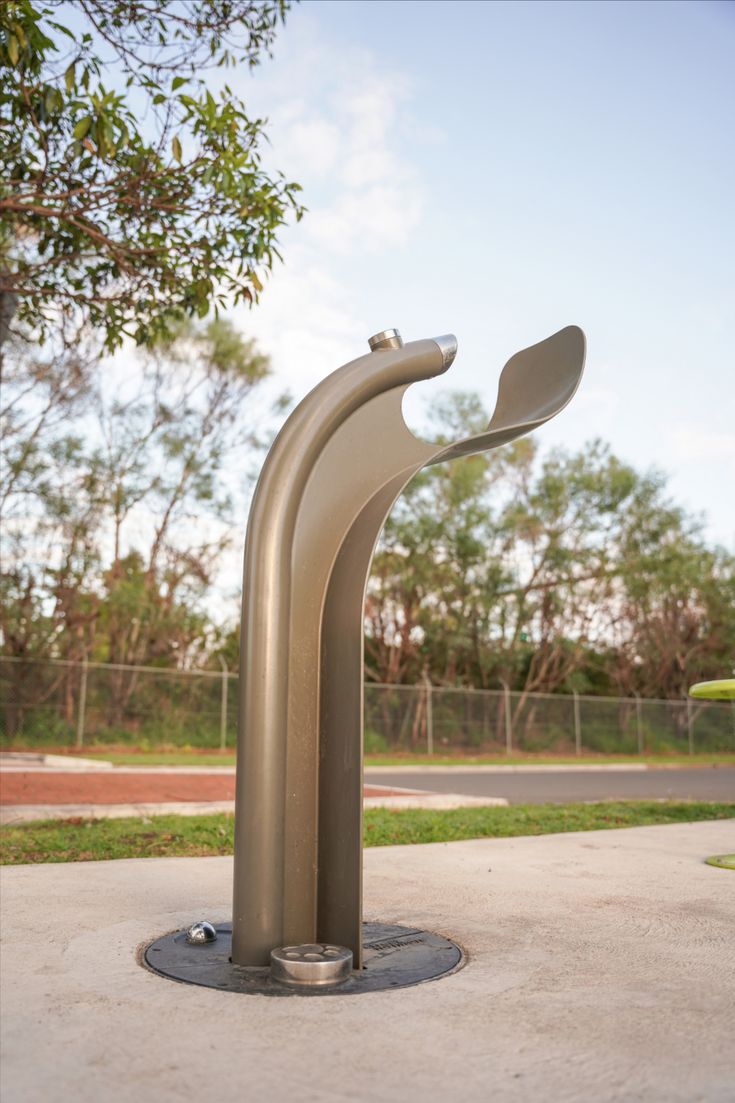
[2,801,733,865]
[366,753,735,768]
[12,748,735,768]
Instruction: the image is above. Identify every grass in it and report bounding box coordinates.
[2,801,733,865]
[6,747,735,768]
[365,753,735,768]
[76,750,235,766]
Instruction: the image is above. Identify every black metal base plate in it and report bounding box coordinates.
[144,921,463,996]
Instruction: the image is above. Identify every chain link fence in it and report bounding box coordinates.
[1,657,733,754]
[364,682,733,755]
[0,658,236,751]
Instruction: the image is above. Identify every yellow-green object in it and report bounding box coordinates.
[704,854,735,870]
[688,679,735,700]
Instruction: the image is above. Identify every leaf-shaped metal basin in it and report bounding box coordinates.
[429,326,586,464]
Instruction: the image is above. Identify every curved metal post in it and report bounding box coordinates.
[233,326,586,966]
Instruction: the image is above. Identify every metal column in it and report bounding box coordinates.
[232,326,586,967]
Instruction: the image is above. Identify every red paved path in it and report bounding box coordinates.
[0,771,416,805]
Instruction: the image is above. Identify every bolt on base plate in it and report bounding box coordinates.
[144,921,463,996]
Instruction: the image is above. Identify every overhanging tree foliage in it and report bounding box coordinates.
[0,0,303,350]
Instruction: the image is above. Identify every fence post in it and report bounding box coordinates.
[634,692,643,755]
[572,690,581,756]
[423,672,434,757]
[500,680,512,756]
[687,696,694,755]
[75,658,88,750]
[218,655,229,753]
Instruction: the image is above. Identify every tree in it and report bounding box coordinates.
[366,393,514,688]
[0,322,96,520]
[366,392,735,704]
[606,486,735,700]
[0,317,280,735]
[0,1,303,351]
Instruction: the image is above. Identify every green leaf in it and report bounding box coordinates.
[73,117,92,139]
[48,21,76,41]
[11,21,27,49]
[3,0,305,354]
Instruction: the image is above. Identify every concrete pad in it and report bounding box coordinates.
[363,792,508,810]
[367,763,650,773]
[0,800,240,824]
[0,791,508,825]
[0,752,113,769]
[0,763,234,773]
[2,820,734,1102]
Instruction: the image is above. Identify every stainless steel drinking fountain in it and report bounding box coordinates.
[145,325,586,994]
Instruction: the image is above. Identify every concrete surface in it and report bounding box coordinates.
[365,765,735,804]
[367,763,652,772]
[0,790,508,825]
[0,762,236,773]
[0,752,113,769]
[2,820,734,1102]
[1,799,242,824]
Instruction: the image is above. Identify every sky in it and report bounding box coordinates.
[218,0,734,550]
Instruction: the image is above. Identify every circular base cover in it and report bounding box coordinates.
[144,921,463,996]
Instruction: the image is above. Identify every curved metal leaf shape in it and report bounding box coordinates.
[428,325,585,465]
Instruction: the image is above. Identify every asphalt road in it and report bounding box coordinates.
[363,767,735,804]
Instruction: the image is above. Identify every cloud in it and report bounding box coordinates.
[229,29,433,396]
[270,71,422,254]
[273,116,341,180]
[307,183,423,255]
[241,245,367,398]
